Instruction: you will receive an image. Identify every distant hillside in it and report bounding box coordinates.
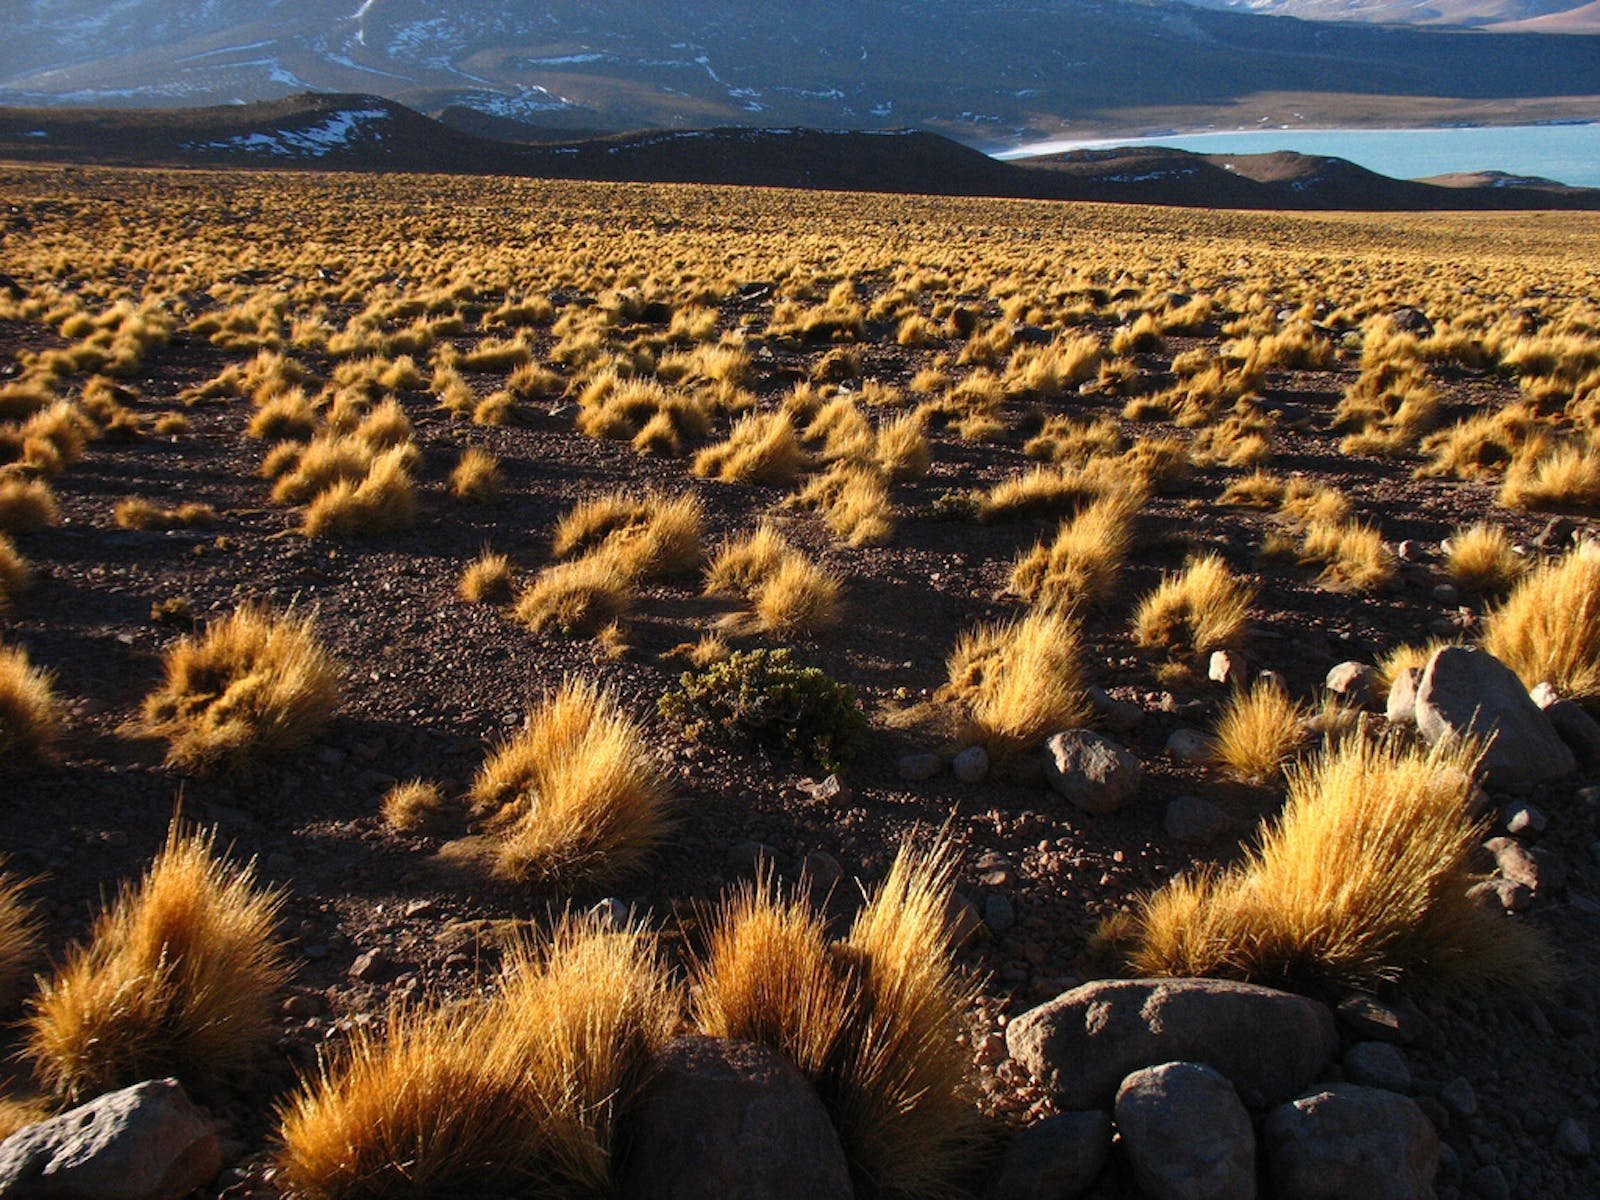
[3,0,1599,145]
[1,94,1597,212]
[1175,0,1600,31]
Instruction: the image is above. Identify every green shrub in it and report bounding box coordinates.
[659,648,866,770]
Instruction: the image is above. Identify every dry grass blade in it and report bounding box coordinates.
[943,606,1090,757]
[515,553,633,638]
[1132,553,1255,659]
[0,643,63,762]
[1210,680,1308,784]
[1446,523,1525,595]
[1481,544,1600,701]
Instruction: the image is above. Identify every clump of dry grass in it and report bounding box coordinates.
[1218,470,1285,508]
[1132,554,1255,660]
[276,916,674,1200]
[468,678,670,888]
[578,376,711,457]
[1009,490,1145,607]
[978,459,1119,523]
[1481,545,1600,701]
[552,489,704,581]
[1120,736,1550,993]
[113,498,218,531]
[1296,519,1397,593]
[0,643,61,762]
[0,477,58,533]
[1500,439,1600,511]
[1211,681,1307,784]
[0,534,31,608]
[302,446,417,538]
[381,781,451,836]
[693,840,979,1197]
[693,411,805,486]
[1446,523,1525,595]
[0,868,41,1012]
[515,554,634,638]
[459,550,514,604]
[789,463,895,547]
[705,523,793,597]
[449,448,502,503]
[705,525,843,637]
[136,606,339,767]
[28,824,290,1101]
[943,606,1091,757]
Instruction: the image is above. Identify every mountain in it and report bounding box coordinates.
[1174,0,1600,32]
[2,94,1596,212]
[3,1,1599,145]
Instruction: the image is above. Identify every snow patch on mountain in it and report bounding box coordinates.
[183,106,390,157]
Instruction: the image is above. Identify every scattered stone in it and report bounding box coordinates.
[1257,669,1290,692]
[1164,795,1233,845]
[983,894,1016,933]
[1502,801,1547,837]
[1544,699,1600,765]
[1115,1062,1257,1200]
[1466,1164,1509,1200]
[1532,516,1577,551]
[1006,977,1338,1111]
[952,746,990,784]
[975,851,1017,887]
[1484,836,1565,894]
[1414,647,1576,787]
[616,1037,852,1200]
[1467,877,1535,913]
[1556,1116,1592,1159]
[347,949,386,982]
[1164,729,1212,764]
[1440,1076,1479,1119]
[986,1111,1112,1200]
[1432,583,1460,605]
[1088,686,1144,734]
[798,851,844,892]
[1335,995,1414,1045]
[1043,730,1143,815]
[1325,661,1380,705]
[948,892,982,946]
[1342,1042,1412,1093]
[589,897,633,931]
[897,752,943,782]
[1208,650,1248,686]
[0,1078,222,1200]
[799,774,852,806]
[1264,1085,1439,1200]
[1386,668,1422,725]
[1390,307,1435,336]
[1396,539,1425,563]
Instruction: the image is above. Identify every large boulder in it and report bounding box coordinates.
[986,1111,1111,1200]
[0,1079,221,1200]
[1263,1085,1439,1200]
[1005,977,1338,1111]
[1114,1062,1257,1200]
[1043,731,1142,815]
[617,1037,852,1200]
[1414,647,1574,787]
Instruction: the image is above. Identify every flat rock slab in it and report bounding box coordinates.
[1006,977,1338,1111]
[1414,647,1574,787]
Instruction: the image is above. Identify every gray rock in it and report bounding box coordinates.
[1208,650,1248,687]
[1414,647,1576,787]
[952,746,990,784]
[1396,539,1425,563]
[1335,995,1414,1045]
[1501,801,1547,837]
[799,774,852,806]
[897,752,943,782]
[1440,1076,1479,1119]
[1545,699,1600,765]
[986,1111,1112,1200]
[1006,977,1338,1111]
[1342,1042,1412,1093]
[588,897,633,931]
[617,1037,852,1200]
[1557,1116,1592,1159]
[1164,795,1232,845]
[983,894,1016,933]
[725,842,783,877]
[1390,307,1435,336]
[798,851,844,892]
[1264,1085,1439,1200]
[0,1078,221,1200]
[1431,583,1460,606]
[1326,661,1381,705]
[1115,1062,1257,1200]
[947,892,982,946]
[1467,877,1535,913]
[1043,731,1142,815]
[1164,728,1212,764]
[1484,836,1564,894]
[1467,1164,1510,1200]
[1387,668,1423,725]
[1088,687,1144,734]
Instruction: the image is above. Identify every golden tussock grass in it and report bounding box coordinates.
[693,839,979,1197]
[1132,553,1255,659]
[1024,415,1123,465]
[0,643,63,762]
[1500,439,1600,511]
[1375,640,1454,690]
[551,489,704,581]
[705,522,793,597]
[1481,544,1600,701]
[1446,523,1525,595]
[790,463,895,547]
[706,524,842,637]
[380,780,451,836]
[1218,469,1285,508]
[28,824,290,1101]
[0,477,59,533]
[515,553,634,638]
[943,606,1091,757]
[448,447,502,503]
[276,915,674,1200]
[468,678,670,888]
[137,605,339,767]
[0,868,41,1012]
[578,376,710,457]
[875,411,931,480]
[1009,490,1146,607]
[1295,518,1397,593]
[301,447,417,539]
[113,498,218,531]
[268,435,376,503]
[693,411,805,486]
[1278,479,1351,527]
[247,389,318,441]
[458,550,515,604]
[1122,735,1552,994]
[978,458,1119,523]
[1210,681,1308,784]
[0,1096,51,1141]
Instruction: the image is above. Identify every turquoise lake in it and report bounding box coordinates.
[994,123,1600,189]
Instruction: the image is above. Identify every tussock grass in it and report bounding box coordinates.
[1219,469,1285,508]
[0,534,31,608]
[693,840,979,1197]
[1025,415,1123,465]
[1446,523,1525,595]
[978,459,1119,522]
[943,606,1091,757]
[790,463,895,547]
[693,411,805,486]
[875,411,931,480]
[1009,490,1145,607]
[459,550,514,604]
[1297,519,1397,593]
[706,522,795,597]
[247,389,318,441]
[1500,439,1600,511]
[1132,553,1255,659]
[578,376,710,457]
[28,825,290,1101]
[551,489,704,581]
[448,448,502,503]
[381,781,451,836]
[469,678,670,888]
[1211,681,1307,784]
[0,643,62,762]
[1122,736,1551,993]
[515,554,634,638]
[113,498,218,531]
[137,606,339,767]
[706,525,842,637]
[0,868,40,1012]
[1481,545,1600,701]
[302,447,417,538]
[0,477,59,532]
[277,916,674,1200]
